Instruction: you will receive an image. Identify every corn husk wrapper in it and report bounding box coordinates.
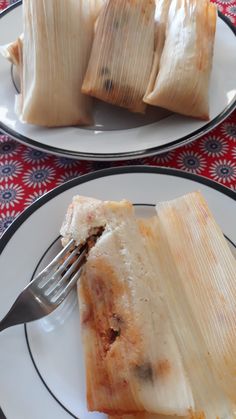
[60,196,193,415]
[82,0,155,113]
[17,0,102,127]
[149,192,236,418]
[0,34,23,72]
[91,0,106,18]
[144,0,170,99]
[144,0,217,120]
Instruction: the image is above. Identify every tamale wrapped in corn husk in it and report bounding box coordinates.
[148,192,236,418]
[82,0,156,113]
[18,0,102,127]
[144,0,217,120]
[144,0,171,99]
[60,196,193,415]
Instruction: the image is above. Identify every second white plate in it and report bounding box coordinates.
[0,167,235,419]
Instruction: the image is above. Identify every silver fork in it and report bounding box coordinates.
[0,239,86,332]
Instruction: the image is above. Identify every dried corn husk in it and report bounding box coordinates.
[0,34,23,71]
[144,0,170,99]
[61,196,193,415]
[82,0,155,113]
[144,0,217,120]
[150,192,236,418]
[18,0,102,127]
[90,0,106,17]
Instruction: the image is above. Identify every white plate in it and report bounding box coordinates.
[0,167,235,419]
[0,2,236,160]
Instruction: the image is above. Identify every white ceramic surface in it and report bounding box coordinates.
[0,3,235,160]
[0,167,235,419]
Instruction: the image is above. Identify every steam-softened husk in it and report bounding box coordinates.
[0,34,23,70]
[144,0,170,99]
[144,0,217,120]
[18,0,101,127]
[61,196,193,415]
[150,192,236,418]
[82,0,155,113]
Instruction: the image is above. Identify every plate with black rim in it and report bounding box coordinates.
[0,166,235,419]
[0,2,236,161]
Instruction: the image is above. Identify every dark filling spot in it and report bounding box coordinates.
[134,362,153,382]
[113,19,119,29]
[100,67,110,76]
[85,227,105,255]
[104,79,114,92]
[61,228,104,277]
[107,327,120,344]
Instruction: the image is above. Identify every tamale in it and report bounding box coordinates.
[82,0,156,113]
[18,0,101,127]
[144,0,217,120]
[150,192,236,418]
[144,0,171,99]
[60,196,193,415]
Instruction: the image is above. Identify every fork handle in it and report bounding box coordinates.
[0,293,31,332]
[0,315,15,332]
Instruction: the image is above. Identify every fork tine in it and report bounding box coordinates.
[52,266,84,304]
[46,248,86,298]
[53,245,82,277]
[39,244,81,290]
[35,238,75,284]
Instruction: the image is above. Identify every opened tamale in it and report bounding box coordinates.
[60,192,236,418]
[60,196,193,415]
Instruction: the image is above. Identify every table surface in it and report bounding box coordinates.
[0,0,235,237]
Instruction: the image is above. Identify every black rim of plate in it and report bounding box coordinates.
[0,1,236,160]
[0,166,235,419]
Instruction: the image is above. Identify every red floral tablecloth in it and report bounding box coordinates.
[0,0,235,236]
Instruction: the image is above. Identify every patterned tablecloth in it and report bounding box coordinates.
[0,0,235,237]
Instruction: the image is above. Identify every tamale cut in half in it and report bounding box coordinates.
[17,0,102,127]
[144,0,217,120]
[60,196,193,416]
[82,0,156,113]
